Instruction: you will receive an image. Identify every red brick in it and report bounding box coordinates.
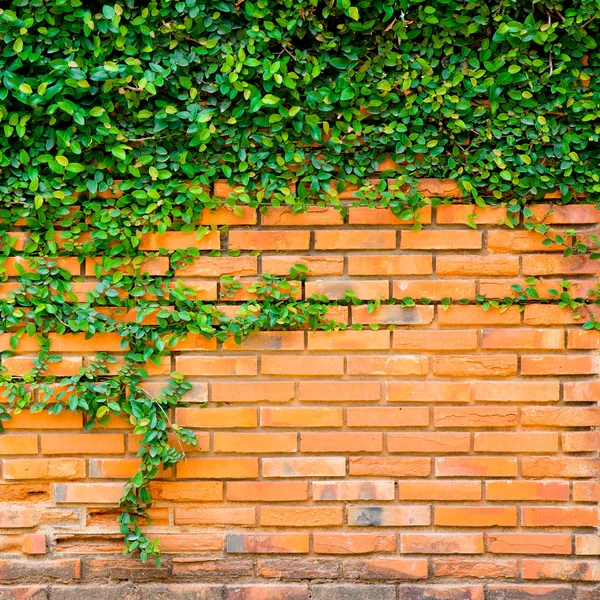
[433,558,518,579]
[401,534,483,554]
[348,255,432,276]
[315,230,396,250]
[401,230,481,250]
[488,533,571,555]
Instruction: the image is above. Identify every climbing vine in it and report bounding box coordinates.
[1,0,600,564]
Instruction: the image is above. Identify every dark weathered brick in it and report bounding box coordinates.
[311,584,396,600]
[0,588,49,600]
[398,586,484,600]
[224,585,308,600]
[0,560,80,585]
[488,586,575,600]
[257,558,339,580]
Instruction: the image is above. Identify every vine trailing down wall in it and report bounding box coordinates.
[0,0,599,595]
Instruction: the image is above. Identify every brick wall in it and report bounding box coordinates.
[1,190,599,599]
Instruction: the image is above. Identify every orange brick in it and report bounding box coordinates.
[487,230,565,252]
[138,230,220,251]
[575,535,600,556]
[260,355,344,377]
[211,382,294,404]
[40,434,125,455]
[521,407,600,427]
[55,483,123,504]
[177,458,258,479]
[307,330,390,350]
[521,355,597,376]
[435,457,518,477]
[298,381,380,403]
[313,480,395,501]
[261,207,342,226]
[568,329,600,349]
[398,481,481,501]
[313,532,396,554]
[200,206,256,225]
[387,382,471,403]
[261,407,342,428]
[223,331,304,351]
[149,482,223,502]
[342,557,429,580]
[522,559,600,581]
[300,433,382,453]
[347,506,430,527]
[529,204,600,224]
[434,407,518,429]
[174,256,257,277]
[472,381,559,403]
[563,431,600,453]
[349,206,432,225]
[349,457,431,478]
[2,459,85,480]
[401,230,481,250]
[573,482,600,502]
[348,255,432,276]
[433,558,518,579]
[433,355,517,378]
[307,280,389,300]
[393,280,476,301]
[261,255,344,276]
[175,507,255,526]
[389,432,470,453]
[437,255,519,276]
[0,483,50,502]
[346,355,428,376]
[0,436,38,455]
[488,533,571,555]
[437,205,509,224]
[347,408,429,428]
[437,306,520,326]
[176,408,257,429]
[315,230,396,250]
[226,533,309,554]
[474,432,558,453]
[486,481,570,502]
[260,507,343,527]
[522,254,600,276]
[522,507,599,527]
[229,230,310,251]
[481,328,564,350]
[262,457,346,479]
[227,482,308,502]
[214,433,297,454]
[564,382,600,402]
[523,305,591,326]
[434,507,517,527]
[521,457,599,478]
[3,356,82,377]
[176,356,257,377]
[352,305,434,325]
[401,534,483,554]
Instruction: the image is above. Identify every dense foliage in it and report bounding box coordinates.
[1,0,600,564]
